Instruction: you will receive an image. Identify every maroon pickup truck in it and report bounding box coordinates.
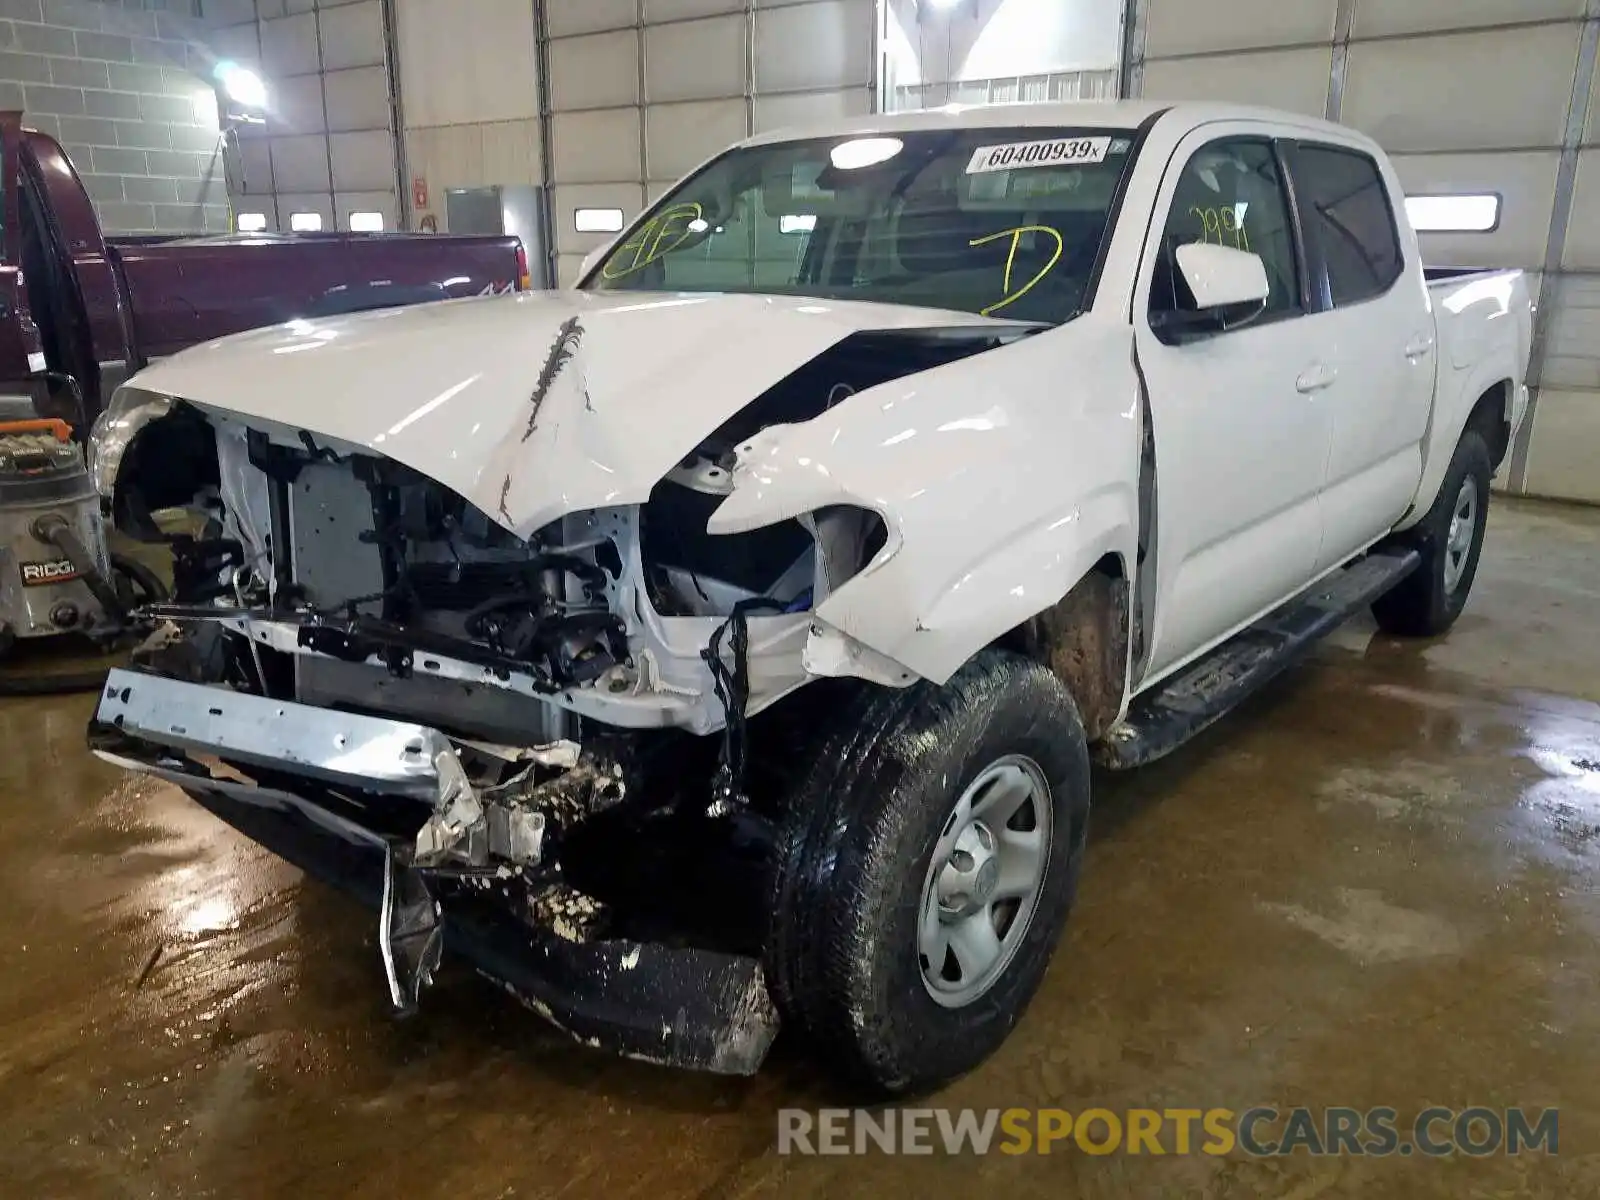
[0,112,526,429]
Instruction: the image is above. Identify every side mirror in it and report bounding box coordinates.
[1153,243,1271,342]
[1177,242,1270,311]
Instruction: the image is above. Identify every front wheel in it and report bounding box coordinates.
[765,650,1091,1095]
[1372,429,1492,637]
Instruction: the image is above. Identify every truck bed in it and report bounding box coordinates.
[109,232,524,362]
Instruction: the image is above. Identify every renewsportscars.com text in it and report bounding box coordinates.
[777,1106,1559,1157]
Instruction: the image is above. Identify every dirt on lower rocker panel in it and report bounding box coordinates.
[89,664,781,1074]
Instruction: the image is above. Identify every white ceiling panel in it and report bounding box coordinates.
[1142,47,1333,118]
[1144,0,1335,59]
[1353,0,1583,39]
[752,86,869,134]
[647,0,743,19]
[547,0,636,37]
[319,0,385,71]
[1343,26,1578,153]
[553,181,647,253]
[397,0,539,127]
[1523,387,1600,503]
[755,0,873,92]
[270,134,331,192]
[552,108,643,182]
[550,30,641,110]
[329,129,397,191]
[1389,151,1559,270]
[260,11,319,77]
[646,15,747,102]
[646,98,747,178]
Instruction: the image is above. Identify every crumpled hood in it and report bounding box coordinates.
[129,289,1016,535]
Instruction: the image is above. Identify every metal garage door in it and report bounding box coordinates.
[1128,0,1600,503]
[207,0,401,233]
[544,0,877,286]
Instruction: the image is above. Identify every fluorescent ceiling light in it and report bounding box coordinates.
[830,137,904,170]
[1405,193,1500,233]
[779,214,817,234]
[236,212,267,232]
[349,211,384,232]
[290,211,323,232]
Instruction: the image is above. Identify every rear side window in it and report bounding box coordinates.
[1293,145,1404,307]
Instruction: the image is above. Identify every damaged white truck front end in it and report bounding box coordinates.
[86,285,1136,1076]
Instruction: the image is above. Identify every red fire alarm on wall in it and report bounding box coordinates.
[412,176,429,210]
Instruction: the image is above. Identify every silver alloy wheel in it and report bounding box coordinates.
[917,754,1053,1008]
[1443,476,1478,596]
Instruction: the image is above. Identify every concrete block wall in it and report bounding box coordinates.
[0,0,229,234]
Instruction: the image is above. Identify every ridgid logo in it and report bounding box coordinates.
[777,1107,1559,1158]
[20,559,80,587]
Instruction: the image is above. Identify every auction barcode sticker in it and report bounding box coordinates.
[966,137,1112,174]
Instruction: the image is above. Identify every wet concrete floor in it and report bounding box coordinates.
[2,497,1598,1197]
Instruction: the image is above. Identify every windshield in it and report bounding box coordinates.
[584,127,1139,323]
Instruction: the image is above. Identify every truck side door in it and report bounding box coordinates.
[1134,129,1334,683]
[1286,140,1434,570]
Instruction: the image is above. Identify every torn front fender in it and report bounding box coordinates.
[709,317,1144,685]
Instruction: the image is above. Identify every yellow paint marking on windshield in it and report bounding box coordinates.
[600,201,705,280]
[969,225,1064,316]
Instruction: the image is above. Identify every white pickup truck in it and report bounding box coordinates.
[87,101,1530,1094]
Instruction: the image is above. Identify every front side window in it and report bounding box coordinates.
[585,128,1141,324]
[1293,144,1404,307]
[1150,138,1301,325]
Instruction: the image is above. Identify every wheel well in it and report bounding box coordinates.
[1467,380,1513,469]
[998,553,1129,741]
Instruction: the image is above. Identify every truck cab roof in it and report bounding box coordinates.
[739,100,1381,152]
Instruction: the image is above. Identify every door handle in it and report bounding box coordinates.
[1405,336,1435,360]
[1295,364,1337,394]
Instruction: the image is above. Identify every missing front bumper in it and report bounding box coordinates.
[88,669,779,1075]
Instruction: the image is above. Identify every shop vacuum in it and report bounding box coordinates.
[0,417,164,695]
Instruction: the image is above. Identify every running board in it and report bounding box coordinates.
[1096,549,1421,770]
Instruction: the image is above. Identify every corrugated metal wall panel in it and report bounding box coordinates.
[1143,47,1333,117]
[217,0,399,231]
[1144,0,1334,58]
[1342,26,1577,152]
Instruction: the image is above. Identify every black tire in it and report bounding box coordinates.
[1371,430,1492,637]
[765,649,1091,1095]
